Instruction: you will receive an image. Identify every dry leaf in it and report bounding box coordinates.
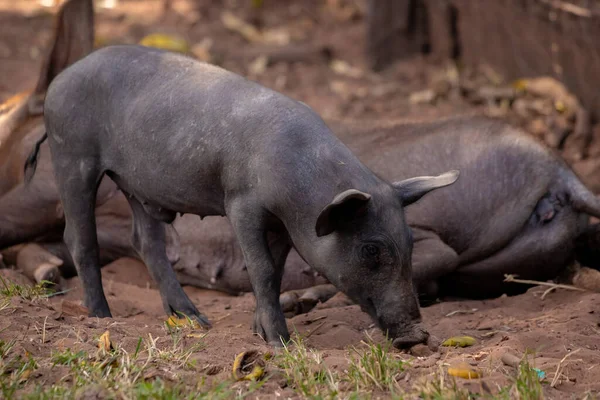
[139,34,190,54]
[166,315,201,329]
[330,59,363,78]
[221,11,262,43]
[448,362,481,379]
[221,11,289,45]
[441,336,476,347]
[98,330,114,352]
[232,350,265,381]
[409,89,436,105]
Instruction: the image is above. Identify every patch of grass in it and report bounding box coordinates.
[346,335,408,393]
[513,357,544,400]
[275,335,339,399]
[24,385,70,400]
[147,330,206,370]
[415,366,474,400]
[416,354,546,400]
[0,348,38,400]
[0,320,553,400]
[4,328,265,400]
[133,379,193,400]
[50,349,86,367]
[0,275,54,301]
[494,354,544,400]
[0,339,16,359]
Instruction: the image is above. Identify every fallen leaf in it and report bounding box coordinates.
[166,315,201,329]
[330,59,363,78]
[98,330,114,352]
[441,336,476,347]
[221,11,262,43]
[232,350,265,381]
[448,362,481,379]
[409,89,436,105]
[19,367,32,382]
[139,34,190,54]
[221,11,289,45]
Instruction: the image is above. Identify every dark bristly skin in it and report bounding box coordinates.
[0,0,327,297]
[5,0,600,343]
[25,45,457,348]
[330,116,600,300]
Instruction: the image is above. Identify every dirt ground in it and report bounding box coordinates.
[1,0,600,399]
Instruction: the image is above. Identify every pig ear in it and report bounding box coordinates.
[33,0,95,97]
[394,170,460,207]
[315,189,371,237]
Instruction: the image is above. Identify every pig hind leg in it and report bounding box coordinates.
[126,195,211,328]
[227,200,292,346]
[53,160,110,317]
[439,210,582,298]
[410,228,458,305]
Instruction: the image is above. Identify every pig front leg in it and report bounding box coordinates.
[227,200,291,347]
[59,172,111,317]
[126,196,211,328]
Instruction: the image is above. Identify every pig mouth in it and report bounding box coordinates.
[391,324,429,349]
[359,297,377,319]
[360,297,429,349]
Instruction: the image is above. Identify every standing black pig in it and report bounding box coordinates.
[25,45,458,348]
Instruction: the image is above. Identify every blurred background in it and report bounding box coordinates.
[1,0,599,188]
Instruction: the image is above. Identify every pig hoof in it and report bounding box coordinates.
[191,313,212,329]
[268,339,286,348]
[252,314,290,346]
[173,311,211,329]
[88,308,113,319]
[166,297,212,329]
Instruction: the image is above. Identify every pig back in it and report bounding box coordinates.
[337,116,557,256]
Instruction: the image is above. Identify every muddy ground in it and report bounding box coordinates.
[1,0,600,398]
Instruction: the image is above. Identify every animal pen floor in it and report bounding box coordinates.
[1,0,599,398]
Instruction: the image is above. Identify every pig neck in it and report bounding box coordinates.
[272,135,383,272]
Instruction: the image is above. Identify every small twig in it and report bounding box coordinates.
[42,316,48,344]
[445,308,478,317]
[304,321,326,339]
[43,287,72,298]
[539,0,592,17]
[309,315,327,323]
[541,286,557,300]
[551,348,581,387]
[504,274,585,292]
[213,313,231,323]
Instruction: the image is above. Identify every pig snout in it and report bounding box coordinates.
[391,324,429,349]
[374,287,429,349]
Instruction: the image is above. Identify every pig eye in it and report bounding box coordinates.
[361,244,380,259]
